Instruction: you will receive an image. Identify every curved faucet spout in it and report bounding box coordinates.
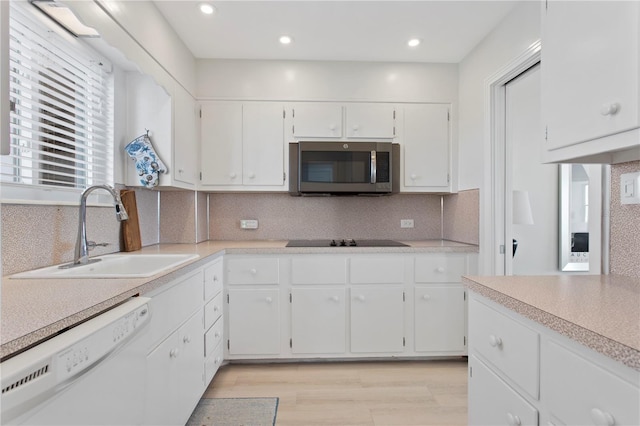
[66,184,129,267]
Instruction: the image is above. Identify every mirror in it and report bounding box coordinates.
[559,164,590,271]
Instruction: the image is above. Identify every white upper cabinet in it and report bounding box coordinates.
[401,104,451,192]
[173,85,199,185]
[200,101,243,186]
[541,1,640,163]
[200,101,285,189]
[124,73,198,189]
[291,103,343,139]
[344,104,395,139]
[242,103,286,186]
[290,103,395,140]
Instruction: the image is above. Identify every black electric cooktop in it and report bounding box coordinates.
[286,239,409,248]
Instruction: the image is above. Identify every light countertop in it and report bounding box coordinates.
[464,274,640,371]
[1,239,476,360]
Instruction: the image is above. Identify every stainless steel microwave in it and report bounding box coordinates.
[289,141,400,196]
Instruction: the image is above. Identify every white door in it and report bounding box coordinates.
[402,104,450,189]
[173,85,198,185]
[504,64,560,275]
[350,286,404,353]
[242,102,285,186]
[414,286,466,353]
[291,103,343,138]
[200,101,243,185]
[344,104,395,138]
[227,288,280,355]
[291,288,346,354]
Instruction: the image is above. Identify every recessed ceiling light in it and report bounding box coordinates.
[407,38,421,48]
[279,35,293,45]
[199,3,215,15]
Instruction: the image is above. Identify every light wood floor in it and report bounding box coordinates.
[202,358,468,425]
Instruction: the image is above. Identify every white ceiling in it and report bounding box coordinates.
[153,1,520,63]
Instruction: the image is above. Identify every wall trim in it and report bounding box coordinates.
[480,40,541,276]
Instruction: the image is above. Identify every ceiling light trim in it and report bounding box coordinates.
[31,0,99,38]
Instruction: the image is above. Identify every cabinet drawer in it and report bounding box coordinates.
[148,270,203,347]
[414,255,465,283]
[204,258,223,301]
[469,297,540,399]
[226,258,279,285]
[204,292,223,330]
[205,340,224,385]
[350,257,404,284]
[291,257,346,284]
[543,339,640,426]
[469,355,538,426]
[205,317,224,357]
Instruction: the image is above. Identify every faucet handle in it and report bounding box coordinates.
[87,241,109,250]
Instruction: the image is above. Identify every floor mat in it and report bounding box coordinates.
[186,397,279,426]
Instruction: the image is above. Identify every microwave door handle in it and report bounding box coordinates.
[370,151,377,184]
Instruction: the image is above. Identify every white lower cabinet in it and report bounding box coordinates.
[468,292,640,426]
[291,288,346,354]
[469,355,539,426]
[542,339,640,426]
[350,286,405,353]
[144,309,205,426]
[141,256,225,426]
[414,286,466,353]
[225,252,472,360]
[227,288,280,355]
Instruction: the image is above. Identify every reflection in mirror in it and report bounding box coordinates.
[560,164,590,271]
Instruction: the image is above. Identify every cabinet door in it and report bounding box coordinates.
[350,286,404,353]
[414,286,466,353]
[228,289,280,355]
[543,339,640,426]
[173,85,198,185]
[242,102,284,186]
[175,310,205,424]
[125,72,172,187]
[468,355,539,426]
[145,309,204,426]
[469,297,540,400]
[345,104,395,138]
[200,101,243,185]
[542,1,639,150]
[292,103,343,138]
[402,104,450,190]
[291,288,346,354]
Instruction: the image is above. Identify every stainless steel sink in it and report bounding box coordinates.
[10,253,199,279]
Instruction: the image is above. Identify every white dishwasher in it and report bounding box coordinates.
[1,296,151,425]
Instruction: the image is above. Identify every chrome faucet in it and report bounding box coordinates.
[61,184,129,268]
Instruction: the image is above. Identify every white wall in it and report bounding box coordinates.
[197,59,458,102]
[458,1,541,274]
[94,1,196,94]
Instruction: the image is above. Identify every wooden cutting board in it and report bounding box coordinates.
[120,189,142,252]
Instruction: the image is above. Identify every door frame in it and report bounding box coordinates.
[481,40,541,276]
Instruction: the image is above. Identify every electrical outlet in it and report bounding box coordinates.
[400,219,414,228]
[240,219,259,229]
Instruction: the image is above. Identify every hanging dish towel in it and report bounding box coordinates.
[125,132,167,188]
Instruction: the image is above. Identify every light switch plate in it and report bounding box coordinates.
[620,172,640,205]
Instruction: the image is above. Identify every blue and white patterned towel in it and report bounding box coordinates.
[125,133,167,188]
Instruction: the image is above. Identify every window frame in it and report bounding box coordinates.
[1,2,115,205]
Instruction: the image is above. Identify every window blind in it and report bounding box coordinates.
[1,3,114,194]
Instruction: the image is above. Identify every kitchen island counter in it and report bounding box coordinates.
[464,274,640,371]
[2,239,476,359]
